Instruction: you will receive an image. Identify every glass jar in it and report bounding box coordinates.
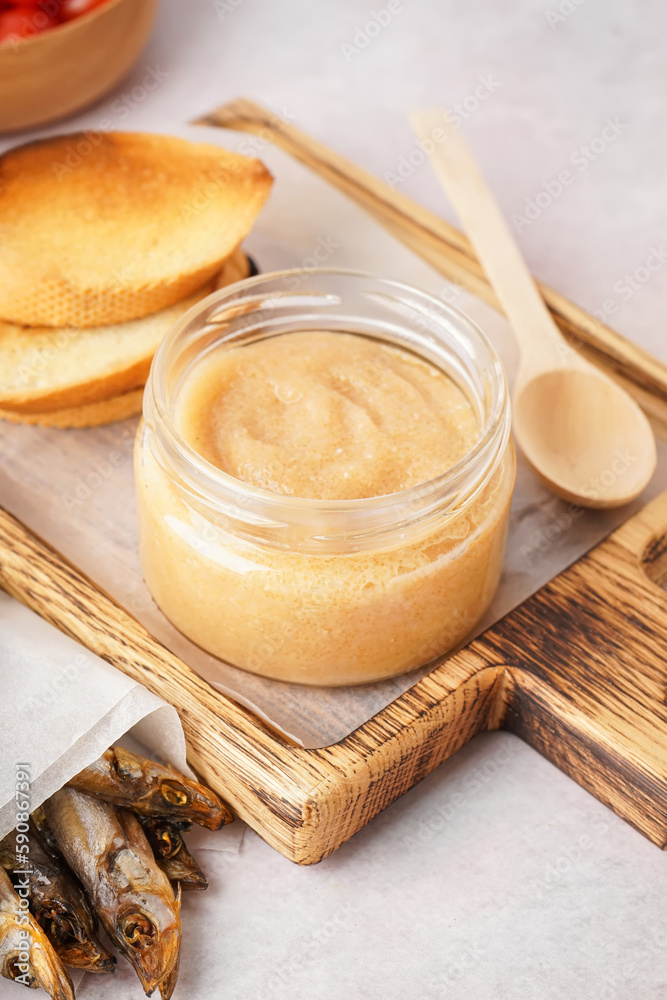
[135,270,514,686]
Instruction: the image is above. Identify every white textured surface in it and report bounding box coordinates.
[1,0,666,996]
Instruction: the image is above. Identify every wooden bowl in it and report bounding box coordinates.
[0,0,159,133]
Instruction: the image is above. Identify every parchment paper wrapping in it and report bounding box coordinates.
[0,591,244,858]
[0,589,244,999]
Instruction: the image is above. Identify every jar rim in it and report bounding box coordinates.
[145,268,511,533]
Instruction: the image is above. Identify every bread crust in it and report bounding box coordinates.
[0,388,144,428]
[0,249,251,414]
[0,132,272,327]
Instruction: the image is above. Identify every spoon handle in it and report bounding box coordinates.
[411,110,567,372]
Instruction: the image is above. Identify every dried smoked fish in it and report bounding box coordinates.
[0,868,74,1000]
[139,819,208,891]
[0,830,115,974]
[45,789,181,997]
[67,746,232,830]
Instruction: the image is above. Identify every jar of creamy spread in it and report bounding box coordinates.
[135,270,514,686]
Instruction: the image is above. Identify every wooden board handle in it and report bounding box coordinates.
[498,492,667,848]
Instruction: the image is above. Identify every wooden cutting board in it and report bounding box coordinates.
[1,102,666,863]
[1,488,665,864]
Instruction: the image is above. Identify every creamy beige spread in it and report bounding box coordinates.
[176,331,479,499]
[136,330,515,686]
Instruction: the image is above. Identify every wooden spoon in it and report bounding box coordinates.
[411,110,656,508]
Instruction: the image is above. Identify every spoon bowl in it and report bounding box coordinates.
[411,108,657,509]
[514,367,656,507]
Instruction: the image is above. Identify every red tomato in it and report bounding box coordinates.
[0,3,59,43]
[0,11,29,43]
[0,0,108,42]
[60,0,109,19]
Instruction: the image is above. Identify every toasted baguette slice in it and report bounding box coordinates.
[0,132,272,328]
[0,249,252,414]
[0,388,145,428]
